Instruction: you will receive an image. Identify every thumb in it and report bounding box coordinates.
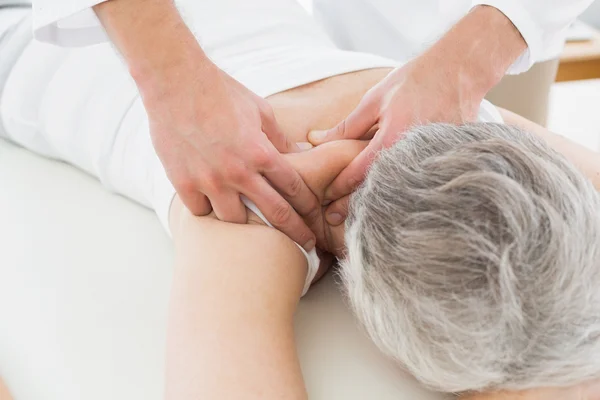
[325,195,350,226]
[324,138,383,202]
[308,95,379,145]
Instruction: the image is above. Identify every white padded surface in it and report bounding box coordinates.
[0,139,446,400]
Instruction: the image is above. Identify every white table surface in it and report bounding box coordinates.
[0,139,446,400]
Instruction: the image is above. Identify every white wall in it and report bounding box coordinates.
[548,79,600,152]
[298,0,600,27]
[296,0,312,13]
[581,0,600,28]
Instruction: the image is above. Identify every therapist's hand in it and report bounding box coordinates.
[309,5,527,226]
[148,63,320,250]
[309,56,480,224]
[94,0,320,250]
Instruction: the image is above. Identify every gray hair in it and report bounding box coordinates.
[342,123,600,393]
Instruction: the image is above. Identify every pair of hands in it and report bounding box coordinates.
[148,55,480,249]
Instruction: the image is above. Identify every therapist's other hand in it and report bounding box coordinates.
[144,62,319,250]
[95,0,319,250]
[308,5,527,226]
[308,57,480,225]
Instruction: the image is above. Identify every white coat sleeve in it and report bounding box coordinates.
[473,0,595,74]
[32,0,109,47]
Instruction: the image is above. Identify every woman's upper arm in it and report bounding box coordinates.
[172,208,309,306]
[166,199,309,399]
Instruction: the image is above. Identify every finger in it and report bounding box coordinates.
[269,152,326,245]
[325,195,350,226]
[296,142,313,151]
[261,151,323,238]
[308,96,378,145]
[180,191,213,216]
[246,177,316,251]
[324,139,384,202]
[362,123,380,141]
[209,191,248,224]
[259,102,299,154]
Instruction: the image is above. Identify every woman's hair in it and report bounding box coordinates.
[342,123,600,393]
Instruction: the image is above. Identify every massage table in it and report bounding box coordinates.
[0,138,447,399]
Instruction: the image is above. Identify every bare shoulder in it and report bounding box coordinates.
[266,68,393,143]
[0,379,12,400]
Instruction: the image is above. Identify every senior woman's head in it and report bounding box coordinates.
[342,123,600,394]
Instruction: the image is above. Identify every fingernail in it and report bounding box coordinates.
[296,142,313,151]
[327,212,344,226]
[309,130,327,142]
[303,239,316,251]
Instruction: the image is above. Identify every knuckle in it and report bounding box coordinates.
[303,205,322,226]
[261,103,275,119]
[336,119,348,138]
[224,163,249,185]
[285,174,304,197]
[280,137,294,152]
[332,198,350,215]
[201,170,224,194]
[296,230,313,246]
[258,99,275,116]
[271,201,293,226]
[173,175,196,195]
[251,144,274,169]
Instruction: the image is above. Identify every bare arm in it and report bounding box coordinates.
[498,108,600,191]
[311,5,527,224]
[164,198,308,399]
[0,378,12,400]
[420,5,527,110]
[458,383,600,400]
[93,0,320,250]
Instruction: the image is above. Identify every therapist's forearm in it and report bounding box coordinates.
[423,5,527,103]
[93,0,212,99]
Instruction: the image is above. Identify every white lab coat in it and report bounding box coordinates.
[312,0,595,73]
[32,0,594,74]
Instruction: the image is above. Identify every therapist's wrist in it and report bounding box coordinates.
[424,5,527,102]
[129,37,217,108]
[94,0,215,100]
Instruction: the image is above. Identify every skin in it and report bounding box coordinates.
[0,4,593,397]
[161,68,391,399]
[93,1,529,250]
[164,139,362,399]
[161,66,600,399]
[2,56,599,398]
[309,5,528,226]
[93,0,320,251]
[0,379,11,400]
[463,383,600,400]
